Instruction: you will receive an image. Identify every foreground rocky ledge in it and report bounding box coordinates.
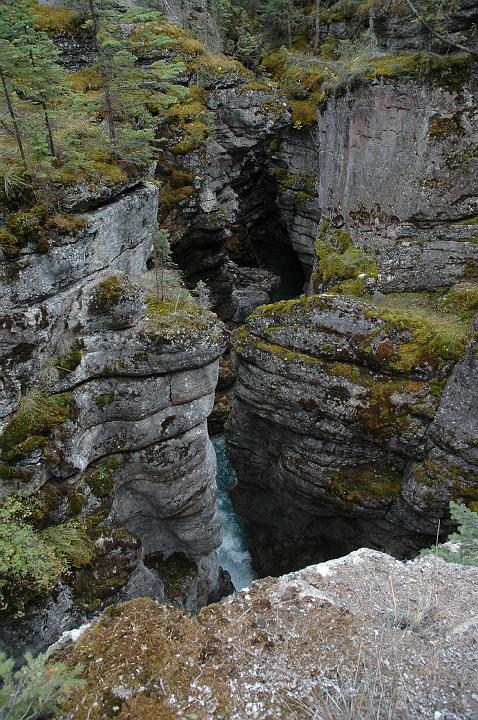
[57,549,478,719]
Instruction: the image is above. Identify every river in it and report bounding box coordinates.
[212,436,257,591]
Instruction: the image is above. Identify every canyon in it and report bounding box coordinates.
[0,3,477,710]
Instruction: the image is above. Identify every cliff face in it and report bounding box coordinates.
[315,79,478,293]
[226,65,478,574]
[0,178,227,660]
[58,549,478,720]
[160,84,291,321]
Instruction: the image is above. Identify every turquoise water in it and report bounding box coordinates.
[212,436,257,591]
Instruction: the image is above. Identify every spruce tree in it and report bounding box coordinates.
[152,227,172,302]
[0,39,28,171]
[0,0,67,168]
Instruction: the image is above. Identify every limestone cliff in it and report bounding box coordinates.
[226,20,478,574]
[0,176,227,660]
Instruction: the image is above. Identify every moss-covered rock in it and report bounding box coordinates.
[85,456,123,499]
[328,463,402,505]
[1,391,71,462]
[313,220,378,293]
[145,552,197,602]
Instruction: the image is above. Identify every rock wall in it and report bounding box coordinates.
[316,78,478,293]
[226,66,478,575]
[0,178,227,660]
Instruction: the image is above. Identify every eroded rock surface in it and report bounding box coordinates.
[0,178,227,660]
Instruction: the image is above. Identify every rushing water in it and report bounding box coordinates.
[212,436,257,591]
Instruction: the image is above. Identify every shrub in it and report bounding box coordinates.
[0,650,84,720]
[421,502,478,566]
[0,496,64,613]
[0,495,94,616]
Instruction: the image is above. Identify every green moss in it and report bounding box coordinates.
[145,296,218,337]
[67,490,86,517]
[269,165,315,193]
[440,282,478,320]
[364,51,472,87]
[71,526,138,613]
[250,294,326,319]
[458,216,478,225]
[1,391,71,461]
[239,330,323,366]
[414,459,478,508]
[428,113,462,138]
[86,456,123,498]
[30,0,81,33]
[374,301,470,371]
[67,65,102,93]
[330,277,366,296]
[145,552,197,600]
[171,119,210,155]
[159,184,196,210]
[238,80,279,92]
[97,393,115,406]
[315,222,377,288]
[290,99,321,128]
[0,229,18,257]
[5,209,42,241]
[3,436,48,462]
[57,341,83,378]
[328,463,402,504]
[90,275,140,315]
[329,361,434,436]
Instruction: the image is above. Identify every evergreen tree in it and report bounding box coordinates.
[313,0,321,55]
[0,39,28,171]
[194,279,211,309]
[258,0,301,48]
[152,226,172,301]
[0,0,68,171]
[81,0,162,164]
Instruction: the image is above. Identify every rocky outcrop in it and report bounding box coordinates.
[0,178,228,661]
[226,291,478,574]
[158,85,299,319]
[57,549,478,719]
[226,60,478,575]
[314,77,478,295]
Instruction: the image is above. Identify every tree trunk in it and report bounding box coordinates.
[29,50,57,158]
[88,0,118,155]
[0,64,28,171]
[287,2,293,48]
[313,0,321,55]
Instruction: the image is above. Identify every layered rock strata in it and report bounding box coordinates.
[227,292,478,574]
[226,63,478,576]
[0,179,227,660]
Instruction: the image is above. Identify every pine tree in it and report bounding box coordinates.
[259,0,300,48]
[84,0,119,154]
[0,0,67,170]
[152,227,172,302]
[81,0,160,164]
[0,39,28,171]
[194,279,211,309]
[313,0,321,55]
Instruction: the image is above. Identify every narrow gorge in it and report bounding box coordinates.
[0,0,477,717]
